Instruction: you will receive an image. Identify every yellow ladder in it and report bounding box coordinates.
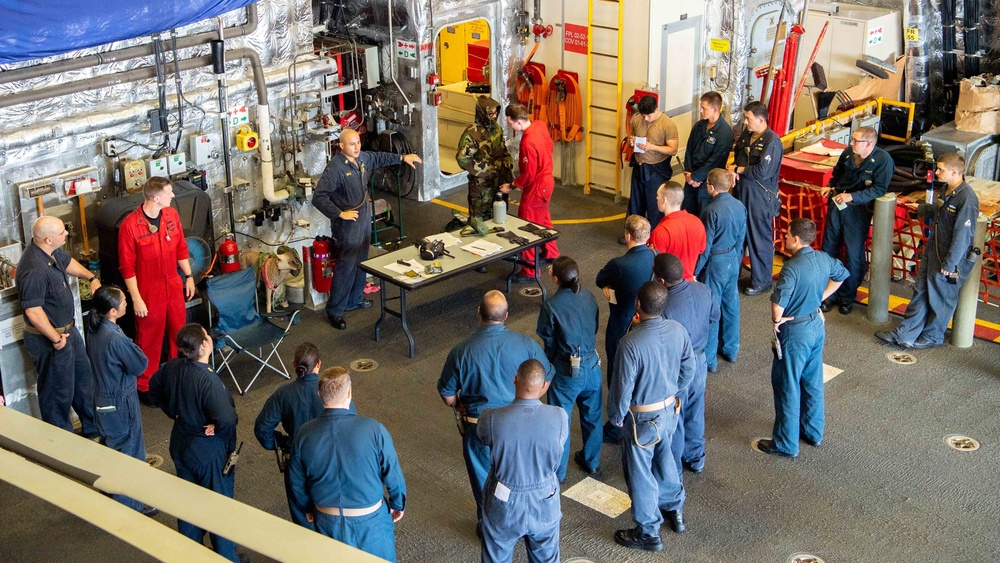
[584,0,624,198]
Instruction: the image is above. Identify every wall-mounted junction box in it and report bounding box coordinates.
[190,135,219,166]
[120,159,146,193]
[147,157,168,177]
[168,153,186,175]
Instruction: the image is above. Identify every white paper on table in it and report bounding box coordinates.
[462,240,504,257]
[385,261,421,275]
[633,137,647,154]
[799,141,845,157]
[426,232,463,247]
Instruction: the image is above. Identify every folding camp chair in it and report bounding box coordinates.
[204,267,300,395]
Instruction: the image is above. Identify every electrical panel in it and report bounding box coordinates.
[120,159,146,193]
[190,134,219,166]
[792,3,903,129]
[147,156,168,177]
[168,153,186,175]
[354,44,380,89]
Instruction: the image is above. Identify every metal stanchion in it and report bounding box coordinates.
[951,214,988,348]
[866,194,897,323]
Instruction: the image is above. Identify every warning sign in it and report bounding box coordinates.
[564,23,588,55]
[709,38,731,53]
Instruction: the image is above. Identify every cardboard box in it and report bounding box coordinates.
[956,78,1000,113]
[955,110,1000,135]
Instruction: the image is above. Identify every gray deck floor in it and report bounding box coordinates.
[2,183,999,562]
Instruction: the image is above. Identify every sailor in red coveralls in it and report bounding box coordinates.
[118,177,196,404]
[500,102,560,282]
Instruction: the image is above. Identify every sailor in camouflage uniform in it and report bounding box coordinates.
[457,97,513,220]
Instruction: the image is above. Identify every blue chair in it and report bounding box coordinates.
[205,267,300,395]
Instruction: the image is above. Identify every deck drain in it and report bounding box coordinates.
[350,359,379,372]
[146,454,164,468]
[887,352,916,365]
[787,554,825,563]
[944,434,980,452]
[519,287,543,298]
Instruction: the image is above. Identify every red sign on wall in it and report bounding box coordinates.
[564,23,589,55]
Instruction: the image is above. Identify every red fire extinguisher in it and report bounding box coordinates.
[311,236,334,293]
[219,235,240,274]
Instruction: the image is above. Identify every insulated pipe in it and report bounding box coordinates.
[866,194,897,324]
[905,0,930,122]
[0,46,267,110]
[950,214,987,348]
[0,44,284,208]
[0,60,327,151]
[258,103,287,202]
[0,5,258,86]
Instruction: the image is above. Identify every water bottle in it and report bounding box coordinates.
[493,195,506,224]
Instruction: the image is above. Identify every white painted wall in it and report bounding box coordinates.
[530,0,709,200]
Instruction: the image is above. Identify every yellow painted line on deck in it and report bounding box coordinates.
[552,213,626,225]
[431,198,469,213]
[430,198,626,225]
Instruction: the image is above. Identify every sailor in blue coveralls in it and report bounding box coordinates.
[596,215,655,442]
[478,359,568,563]
[819,126,893,315]
[536,257,602,480]
[15,216,99,437]
[86,286,154,515]
[289,366,406,562]
[255,342,354,527]
[695,168,748,371]
[148,324,240,561]
[312,128,422,330]
[758,219,848,459]
[438,290,552,533]
[877,153,980,349]
[728,101,784,296]
[654,254,719,474]
[609,282,697,552]
[683,92,734,215]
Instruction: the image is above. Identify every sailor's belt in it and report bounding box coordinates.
[315,499,382,517]
[629,397,676,413]
[785,311,819,325]
[22,320,73,336]
[462,416,479,424]
[710,245,736,255]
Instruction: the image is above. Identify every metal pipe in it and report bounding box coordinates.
[386,0,412,125]
[950,214,987,348]
[213,20,236,233]
[0,59,328,152]
[4,43,263,111]
[171,30,185,153]
[0,4,258,86]
[866,194,897,324]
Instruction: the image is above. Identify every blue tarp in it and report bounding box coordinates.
[0,0,257,64]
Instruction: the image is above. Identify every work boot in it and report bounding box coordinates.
[614,527,663,551]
